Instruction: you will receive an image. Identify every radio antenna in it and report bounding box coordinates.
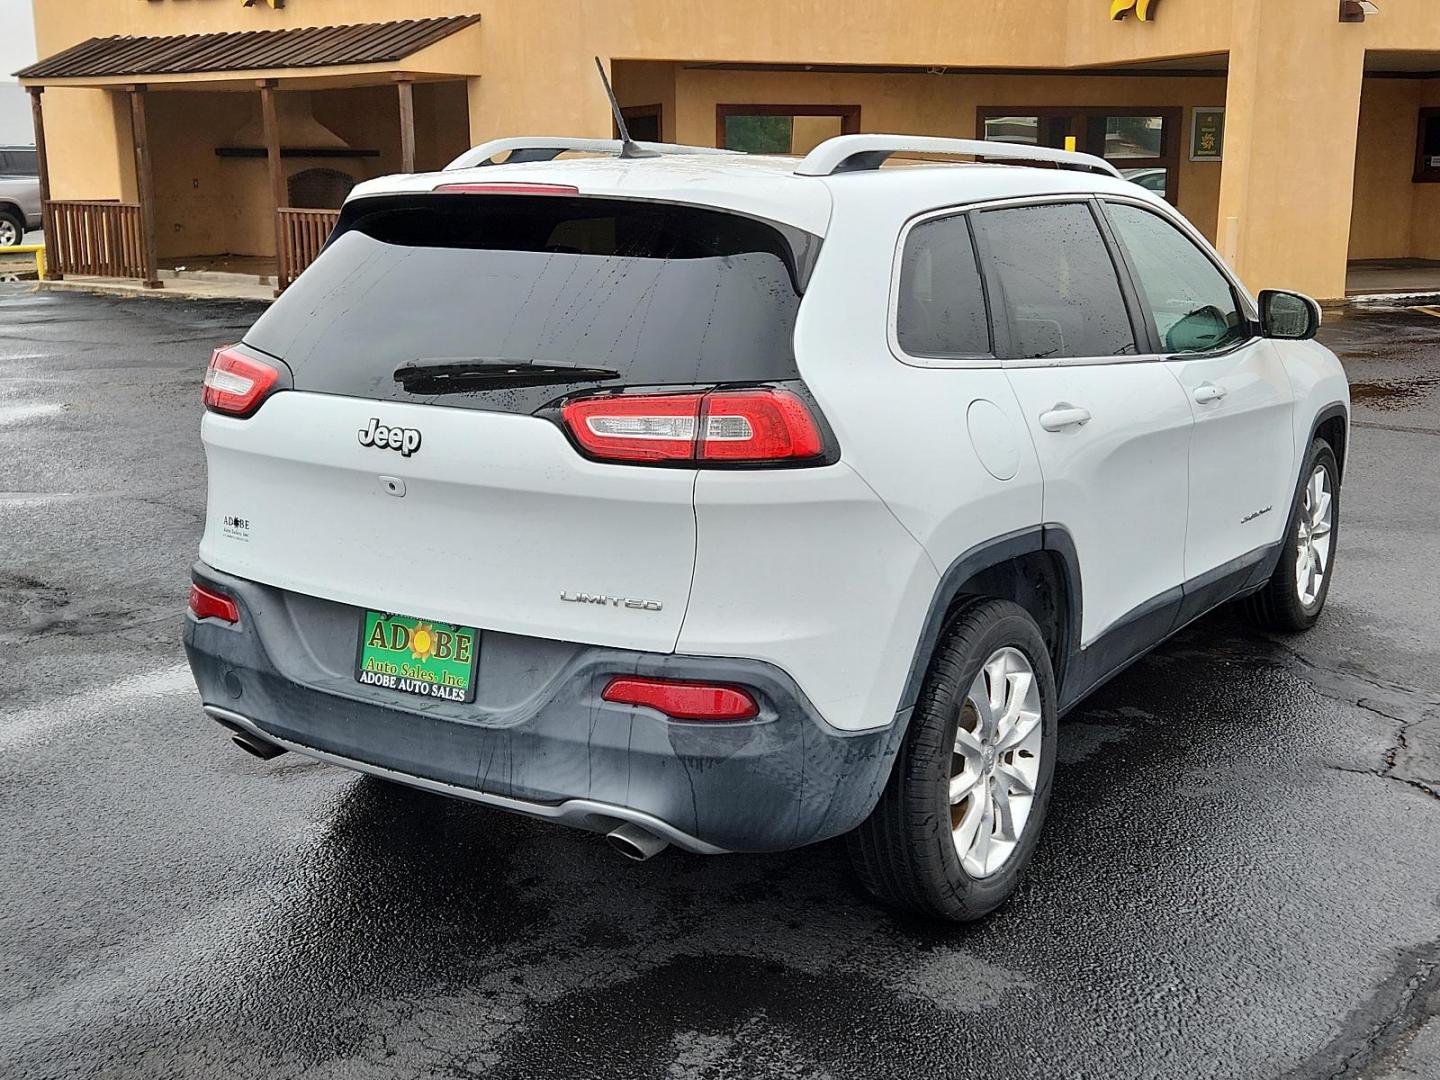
[594,57,658,159]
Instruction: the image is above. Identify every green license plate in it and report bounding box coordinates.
[355,611,478,703]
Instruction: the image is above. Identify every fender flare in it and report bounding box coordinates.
[1255,400,1349,584]
[1308,401,1350,474]
[895,524,1083,715]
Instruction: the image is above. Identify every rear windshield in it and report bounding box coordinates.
[244,194,817,413]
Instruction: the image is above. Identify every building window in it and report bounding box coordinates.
[1416,109,1440,183]
[978,106,1182,204]
[618,104,661,143]
[716,105,860,155]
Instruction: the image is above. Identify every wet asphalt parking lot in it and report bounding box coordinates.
[0,286,1437,1079]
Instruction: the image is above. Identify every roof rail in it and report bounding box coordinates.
[794,135,1123,179]
[446,137,737,171]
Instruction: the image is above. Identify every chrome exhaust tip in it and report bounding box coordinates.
[606,821,670,862]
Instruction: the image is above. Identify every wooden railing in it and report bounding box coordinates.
[277,208,341,291]
[47,200,150,280]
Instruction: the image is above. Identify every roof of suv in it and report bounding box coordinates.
[346,137,1161,237]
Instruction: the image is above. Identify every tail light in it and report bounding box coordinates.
[560,388,827,465]
[602,677,759,722]
[189,583,239,624]
[203,346,282,416]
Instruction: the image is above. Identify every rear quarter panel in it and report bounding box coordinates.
[750,179,1045,730]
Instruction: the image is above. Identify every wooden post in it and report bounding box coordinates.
[259,79,287,295]
[28,87,59,280]
[396,77,416,173]
[128,86,161,287]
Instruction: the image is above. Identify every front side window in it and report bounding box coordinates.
[895,214,991,359]
[1105,202,1249,355]
[973,202,1137,360]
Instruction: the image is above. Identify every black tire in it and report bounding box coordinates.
[0,209,23,249]
[1241,439,1340,632]
[847,598,1058,922]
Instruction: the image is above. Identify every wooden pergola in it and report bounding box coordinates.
[18,16,481,292]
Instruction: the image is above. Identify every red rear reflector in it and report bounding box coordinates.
[560,389,825,465]
[189,583,239,624]
[602,677,759,722]
[203,346,280,416]
[433,182,581,196]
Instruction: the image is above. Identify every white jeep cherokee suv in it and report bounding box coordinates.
[184,135,1349,921]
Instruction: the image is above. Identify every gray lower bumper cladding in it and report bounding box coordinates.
[182,563,906,854]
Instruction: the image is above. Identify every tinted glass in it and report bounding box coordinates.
[0,150,37,176]
[1139,172,1167,194]
[245,195,812,414]
[1423,115,1440,167]
[722,114,845,155]
[974,203,1137,360]
[1106,202,1250,354]
[895,214,990,358]
[984,116,1038,145]
[624,112,660,143]
[1095,116,1164,160]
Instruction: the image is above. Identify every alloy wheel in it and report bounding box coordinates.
[1295,463,1334,607]
[950,646,1044,878]
[0,220,18,248]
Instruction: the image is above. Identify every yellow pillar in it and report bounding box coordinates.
[1218,0,1366,301]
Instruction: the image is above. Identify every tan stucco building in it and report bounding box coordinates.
[16,0,1440,300]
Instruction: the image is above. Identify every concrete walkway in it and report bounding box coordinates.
[1347,259,1440,301]
[34,273,274,303]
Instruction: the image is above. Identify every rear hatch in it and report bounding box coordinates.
[198,189,817,652]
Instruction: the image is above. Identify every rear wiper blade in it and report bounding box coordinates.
[394,359,620,392]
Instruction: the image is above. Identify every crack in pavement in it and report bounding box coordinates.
[1279,942,1440,1080]
[1257,636,1440,802]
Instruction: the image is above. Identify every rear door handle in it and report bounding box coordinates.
[1193,383,1228,405]
[1038,404,1092,432]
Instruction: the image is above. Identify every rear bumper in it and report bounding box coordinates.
[183,563,904,853]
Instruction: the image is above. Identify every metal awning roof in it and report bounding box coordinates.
[16,15,480,80]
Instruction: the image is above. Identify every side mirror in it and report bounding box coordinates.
[1259,289,1322,341]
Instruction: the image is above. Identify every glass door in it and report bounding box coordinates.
[978,107,1183,205]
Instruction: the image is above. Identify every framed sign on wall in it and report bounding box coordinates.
[1191,108,1225,162]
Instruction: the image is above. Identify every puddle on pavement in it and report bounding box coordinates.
[1347,377,1440,410]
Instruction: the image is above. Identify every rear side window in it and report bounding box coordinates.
[244,195,816,413]
[973,202,1138,361]
[895,214,991,359]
